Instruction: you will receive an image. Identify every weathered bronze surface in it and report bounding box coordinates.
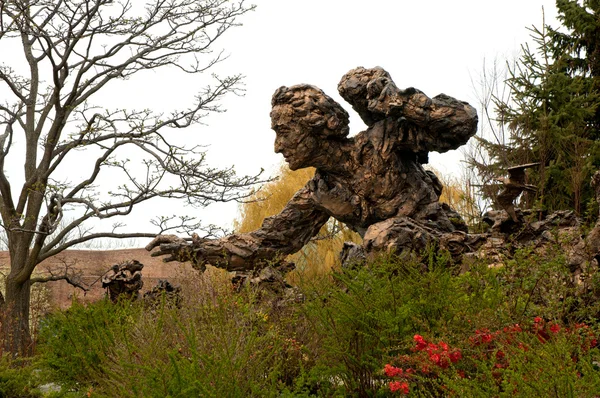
[146,66,478,271]
[495,163,539,222]
[102,260,144,302]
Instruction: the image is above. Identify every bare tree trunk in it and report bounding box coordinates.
[2,275,32,356]
[0,0,258,357]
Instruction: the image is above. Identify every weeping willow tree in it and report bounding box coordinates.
[234,164,360,279]
[427,167,485,231]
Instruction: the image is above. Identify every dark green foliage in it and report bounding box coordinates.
[293,246,600,397]
[37,298,134,390]
[296,252,466,397]
[1,244,597,397]
[550,0,600,79]
[35,278,302,398]
[0,358,41,398]
[437,324,600,397]
[469,1,600,216]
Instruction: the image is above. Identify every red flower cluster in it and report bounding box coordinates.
[383,364,414,394]
[470,328,494,345]
[470,324,526,349]
[389,381,409,394]
[382,336,463,394]
[382,318,598,395]
[384,364,404,377]
[412,334,462,370]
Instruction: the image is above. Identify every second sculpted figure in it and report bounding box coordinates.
[147,67,479,272]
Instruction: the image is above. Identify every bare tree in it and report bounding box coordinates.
[0,0,259,355]
[463,58,515,215]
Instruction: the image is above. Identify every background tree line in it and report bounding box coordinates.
[467,0,600,219]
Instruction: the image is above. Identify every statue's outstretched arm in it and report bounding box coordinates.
[338,66,478,154]
[146,186,330,272]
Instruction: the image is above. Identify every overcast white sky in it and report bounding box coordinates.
[0,0,562,243]
[176,0,559,231]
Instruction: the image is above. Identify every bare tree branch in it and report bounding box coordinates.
[30,257,89,293]
[30,273,89,292]
[0,0,259,352]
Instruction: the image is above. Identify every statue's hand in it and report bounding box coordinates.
[309,178,357,217]
[145,234,205,267]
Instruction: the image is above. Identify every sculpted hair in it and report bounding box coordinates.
[271,84,350,138]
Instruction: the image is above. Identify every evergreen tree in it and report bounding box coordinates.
[469,2,600,216]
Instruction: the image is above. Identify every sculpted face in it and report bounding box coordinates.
[270,85,350,171]
[271,106,320,170]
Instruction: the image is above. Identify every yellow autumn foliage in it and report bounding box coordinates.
[429,167,483,229]
[234,163,361,279]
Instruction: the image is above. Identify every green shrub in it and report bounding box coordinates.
[29,243,600,397]
[293,250,474,396]
[380,319,600,397]
[0,357,41,398]
[294,243,600,397]
[453,325,600,397]
[36,271,307,397]
[37,297,135,391]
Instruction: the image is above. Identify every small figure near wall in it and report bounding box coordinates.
[146,66,478,272]
[102,260,144,302]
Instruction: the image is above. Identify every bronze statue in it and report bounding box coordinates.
[102,260,144,302]
[494,163,539,222]
[146,67,478,272]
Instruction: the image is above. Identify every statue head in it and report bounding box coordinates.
[270,84,350,170]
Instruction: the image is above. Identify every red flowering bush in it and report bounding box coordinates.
[382,334,463,394]
[383,318,599,395]
[411,334,462,371]
[389,380,410,394]
[382,364,411,395]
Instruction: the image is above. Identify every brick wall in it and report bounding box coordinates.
[0,249,196,310]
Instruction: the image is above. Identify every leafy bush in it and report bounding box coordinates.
[294,244,600,397]
[291,250,472,396]
[382,319,600,396]
[36,270,307,397]
[0,357,41,398]
[37,297,135,390]
[21,243,600,397]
